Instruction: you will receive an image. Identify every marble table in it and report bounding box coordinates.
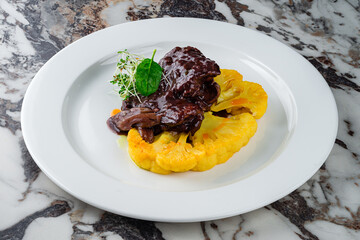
[1,0,359,239]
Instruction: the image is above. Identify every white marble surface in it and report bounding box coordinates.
[1,0,360,239]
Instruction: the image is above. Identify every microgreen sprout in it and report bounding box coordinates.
[110,50,144,100]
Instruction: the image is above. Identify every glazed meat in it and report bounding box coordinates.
[159,46,221,102]
[107,46,221,142]
[107,107,161,133]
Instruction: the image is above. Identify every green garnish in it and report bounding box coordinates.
[110,49,163,100]
[135,50,163,96]
[110,50,143,100]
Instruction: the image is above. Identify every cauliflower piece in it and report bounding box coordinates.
[156,133,205,172]
[127,129,176,174]
[213,69,243,103]
[212,69,268,119]
[191,112,257,169]
[191,137,218,171]
[128,129,205,173]
[126,69,267,174]
[128,112,258,173]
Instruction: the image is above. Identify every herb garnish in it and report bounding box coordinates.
[110,49,163,100]
[110,50,143,100]
[135,50,163,96]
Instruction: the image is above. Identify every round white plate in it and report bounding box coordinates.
[21,18,338,222]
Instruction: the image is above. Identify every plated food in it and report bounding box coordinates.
[107,46,267,174]
[22,18,338,221]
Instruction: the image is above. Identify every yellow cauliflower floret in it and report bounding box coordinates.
[214,69,243,103]
[191,112,257,170]
[127,129,176,174]
[212,69,268,119]
[156,133,205,172]
[191,139,218,171]
[127,130,206,173]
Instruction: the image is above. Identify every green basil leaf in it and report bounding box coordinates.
[135,50,163,96]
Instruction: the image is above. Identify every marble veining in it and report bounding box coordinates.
[0,0,360,239]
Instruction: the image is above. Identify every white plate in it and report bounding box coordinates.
[21,18,338,222]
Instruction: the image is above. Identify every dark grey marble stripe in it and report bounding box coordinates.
[0,201,71,240]
[71,212,164,240]
[271,192,319,240]
[306,57,360,92]
[0,99,22,134]
[158,0,226,21]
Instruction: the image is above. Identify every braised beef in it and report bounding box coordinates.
[157,99,204,134]
[159,46,221,101]
[107,46,221,142]
[107,107,161,134]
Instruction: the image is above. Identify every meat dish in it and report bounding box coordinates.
[106,46,268,174]
[107,46,221,142]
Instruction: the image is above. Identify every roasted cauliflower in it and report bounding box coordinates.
[127,112,257,174]
[191,112,257,170]
[212,69,268,119]
[212,69,243,103]
[127,129,175,174]
[156,133,204,172]
[125,69,267,174]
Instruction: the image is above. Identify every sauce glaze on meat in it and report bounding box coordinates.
[107,46,221,142]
